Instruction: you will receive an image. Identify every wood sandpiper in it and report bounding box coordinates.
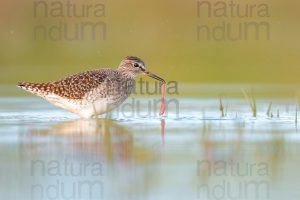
[18,56,165,118]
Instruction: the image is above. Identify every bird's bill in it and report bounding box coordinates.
[144,70,165,83]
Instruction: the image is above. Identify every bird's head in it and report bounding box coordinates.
[118,56,165,83]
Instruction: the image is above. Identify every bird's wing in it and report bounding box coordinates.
[18,69,116,100]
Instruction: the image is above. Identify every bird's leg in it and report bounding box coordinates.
[92,103,97,118]
[92,102,102,133]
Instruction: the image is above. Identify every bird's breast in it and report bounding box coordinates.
[86,78,134,105]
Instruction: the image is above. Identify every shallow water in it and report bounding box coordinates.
[0,96,300,200]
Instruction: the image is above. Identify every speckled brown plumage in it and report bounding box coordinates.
[19,69,114,99]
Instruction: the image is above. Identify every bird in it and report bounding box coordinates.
[18,56,165,118]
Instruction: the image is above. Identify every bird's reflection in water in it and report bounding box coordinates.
[21,119,135,165]
[20,119,164,200]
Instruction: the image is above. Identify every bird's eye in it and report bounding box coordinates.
[134,63,139,67]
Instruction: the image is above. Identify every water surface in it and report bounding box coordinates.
[0,95,299,200]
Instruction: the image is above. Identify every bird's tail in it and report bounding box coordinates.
[17,82,50,96]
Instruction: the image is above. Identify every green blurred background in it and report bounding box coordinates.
[0,0,299,84]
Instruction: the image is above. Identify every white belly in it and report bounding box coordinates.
[43,94,117,119]
[77,98,116,118]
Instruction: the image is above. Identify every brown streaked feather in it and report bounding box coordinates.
[17,82,52,96]
[50,69,110,99]
[18,69,117,99]
[125,56,145,66]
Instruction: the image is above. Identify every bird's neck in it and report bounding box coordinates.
[117,67,135,80]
